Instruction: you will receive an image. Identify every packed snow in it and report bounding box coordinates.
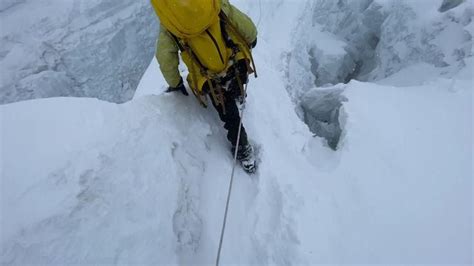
[1,0,472,265]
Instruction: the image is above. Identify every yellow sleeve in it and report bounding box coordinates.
[155,26,181,88]
[222,0,258,45]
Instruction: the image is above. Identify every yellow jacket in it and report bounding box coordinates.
[155,0,257,91]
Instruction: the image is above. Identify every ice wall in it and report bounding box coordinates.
[287,0,473,95]
[0,0,159,104]
[286,0,473,149]
[372,0,473,80]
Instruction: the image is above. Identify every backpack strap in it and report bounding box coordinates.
[168,31,209,74]
[169,32,185,52]
[219,11,258,78]
[219,17,237,51]
[168,31,211,107]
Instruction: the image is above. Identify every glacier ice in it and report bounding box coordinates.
[287,0,472,92]
[286,0,473,148]
[0,0,159,104]
[439,0,466,12]
[300,86,347,150]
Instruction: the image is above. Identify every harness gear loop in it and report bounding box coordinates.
[207,80,219,105]
[207,79,226,115]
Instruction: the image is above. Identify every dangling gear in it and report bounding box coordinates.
[232,143,257,174]
[219,59,249,104]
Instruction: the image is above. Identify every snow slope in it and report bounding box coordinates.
[301,78,472,264]
[1,0,473,264]
[1,49,316,265]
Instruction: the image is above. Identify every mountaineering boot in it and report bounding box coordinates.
[232,143,257,174]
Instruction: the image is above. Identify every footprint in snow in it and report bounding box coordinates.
[172,183,203,253]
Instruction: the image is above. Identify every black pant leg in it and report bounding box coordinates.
[210,89,248,147]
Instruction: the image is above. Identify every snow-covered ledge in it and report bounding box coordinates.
[0,0,158,104]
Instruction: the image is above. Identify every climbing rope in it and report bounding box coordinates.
[216,8,260,261]
[215,82,248,266]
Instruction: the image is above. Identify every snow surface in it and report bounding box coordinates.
[0,0,158,104]
[1,0,473,265]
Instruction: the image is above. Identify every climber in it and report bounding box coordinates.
[151,0,258,173]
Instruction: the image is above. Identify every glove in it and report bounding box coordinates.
[250,38,257,49]
[166,78,189,96]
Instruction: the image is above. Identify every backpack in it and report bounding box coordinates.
[151,0,257,110]
[151,0,231,73]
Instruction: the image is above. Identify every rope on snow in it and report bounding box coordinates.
[215,82,248,266]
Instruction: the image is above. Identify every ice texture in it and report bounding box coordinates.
[286,0,473,147]
[287,0,473,97]
[0,0,159,104]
